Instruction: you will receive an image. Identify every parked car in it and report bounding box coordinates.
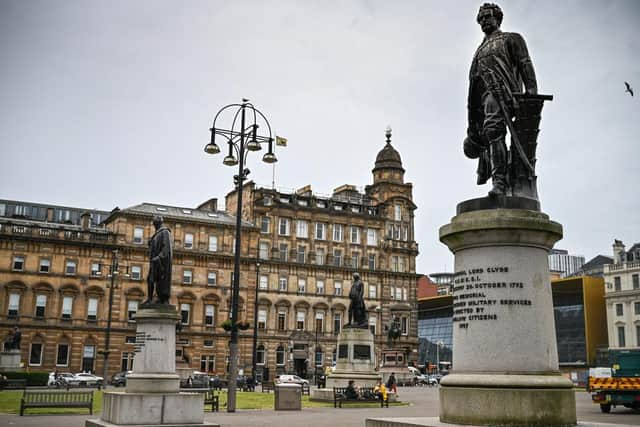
[209,375,224,390]
[275,375,309,386]
[111,371,130,387]
[416,374,438,386]
[47,372,74,388]
[66,372,104,387]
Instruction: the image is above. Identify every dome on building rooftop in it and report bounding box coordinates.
[373,127,404,171]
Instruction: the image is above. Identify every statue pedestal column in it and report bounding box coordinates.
[324,327,380,388]
[437,202,576,426]
[0,349,22,371]
[86,305,217,427]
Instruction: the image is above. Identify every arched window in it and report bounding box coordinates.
[276,345,285,366]
[257,345,266,365]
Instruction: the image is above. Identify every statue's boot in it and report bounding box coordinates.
[488,138,507,197]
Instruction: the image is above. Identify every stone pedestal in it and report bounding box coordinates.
[436,203,576,426]
[275,383,302,410]
[0,349,22,371]
[86,305,217,427]
[325,327,381,388]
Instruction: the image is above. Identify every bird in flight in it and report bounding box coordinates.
[625,82,634,97]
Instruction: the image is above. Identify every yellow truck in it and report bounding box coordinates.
[588,350,640,413]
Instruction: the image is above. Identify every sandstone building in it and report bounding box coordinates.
[0,130,419,381]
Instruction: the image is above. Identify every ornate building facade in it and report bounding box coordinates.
[0,130,419,381]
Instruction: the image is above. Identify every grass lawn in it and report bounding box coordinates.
[0,390,407,415]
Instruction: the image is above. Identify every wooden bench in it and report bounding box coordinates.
[20,390,93,416]
[261,381,275,393]
[333,387,388,408]
[2,379,27,390]
[203,390,219,412]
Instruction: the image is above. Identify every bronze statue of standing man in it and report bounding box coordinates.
[347,273,368,328]
[465,3,539,198]
[144,216,173,305]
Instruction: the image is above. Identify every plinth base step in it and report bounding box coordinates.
[86,420,219,427]
[365,417,634,427]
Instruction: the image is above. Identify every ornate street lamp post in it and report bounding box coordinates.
[251,259,261,384]
[204,99,277,412]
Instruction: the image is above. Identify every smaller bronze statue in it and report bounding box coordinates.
[143,216,173,305]
[386,316,402,346]
[346,273,368,328]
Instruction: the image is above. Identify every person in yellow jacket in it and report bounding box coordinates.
[374,379,387,402]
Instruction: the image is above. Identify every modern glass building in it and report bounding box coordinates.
[417,295,452,371]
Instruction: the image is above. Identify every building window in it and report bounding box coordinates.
[12,256,25,271]
[634,274,640,290]
[259,242,269,259]
[367,229,378,246]
[91,262,100,277]
[203,340,214,348]
[35,295,47,318]
[276,346,286,365]
[82,345,95,372]
[616,303,624,316]
[635,302,640,315]
[181,303,191,325]
[39,258,51,273]
[315,346,323,367]
[65,260,77,275]
[121,352,135,371]
[402,226,409,241]
[296,311,305,330]
[207,271,217,286]
[29,341,43,366]
[279,277,288,292]
[205,305,215,326]
[279,243,288,261]
[368,254,376,270]
[87,298,98,321]
[133,227,144,244]
[392,256,399,272]
[208,235,218,252]
[351,252,359,268]
[333,249,342,267]
[368,283,377,299]
[316,223,326,240]
[369,315,377,335]
[131,265,142,281]
[278,218,290,236]
[259,275,268,290]
[334,281,342,296]
[350,226,360,244]
[8,293,20,317]
[401,316,409,335]
[615,277,622,291]
[184,233,194,249]
[316,248,325,265]
[399,257,406,273]
[277,310,287,331]
[315,311,324,333]
[256,345,266,365]
[296,220,308,238]
[394,205,402,221]
[258,309,267,330]
[637,325,640,347]
[316,279,325,295]
[333,224,343,242]
[198,355,215,373]
[56,343,70,366]
[297,246,306,263]
[261,217,270,233]
[61,296,73,320]
[128,301,138,322]
[333,312,342,335]
[183,269,192,285]
[618,326,626,347]
[298,278,306,294]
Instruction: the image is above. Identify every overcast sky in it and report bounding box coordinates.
[1,0,638,274]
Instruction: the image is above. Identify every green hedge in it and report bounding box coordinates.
[1,371,49,386]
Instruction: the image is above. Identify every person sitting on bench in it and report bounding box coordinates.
[345,380,360,400]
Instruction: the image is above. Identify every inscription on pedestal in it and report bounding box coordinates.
[353,345,371,360]
[452,266,532,330]
[134,332,167,353]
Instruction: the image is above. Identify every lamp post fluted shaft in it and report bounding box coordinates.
[102,249,118,383]
[251,260,260,383]
[205,99,278,413]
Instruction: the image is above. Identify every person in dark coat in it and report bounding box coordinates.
[144,216,173,305]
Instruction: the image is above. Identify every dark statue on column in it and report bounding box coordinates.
[464,3,552,200]
[346,273,368,328]
[143,216,173,305]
